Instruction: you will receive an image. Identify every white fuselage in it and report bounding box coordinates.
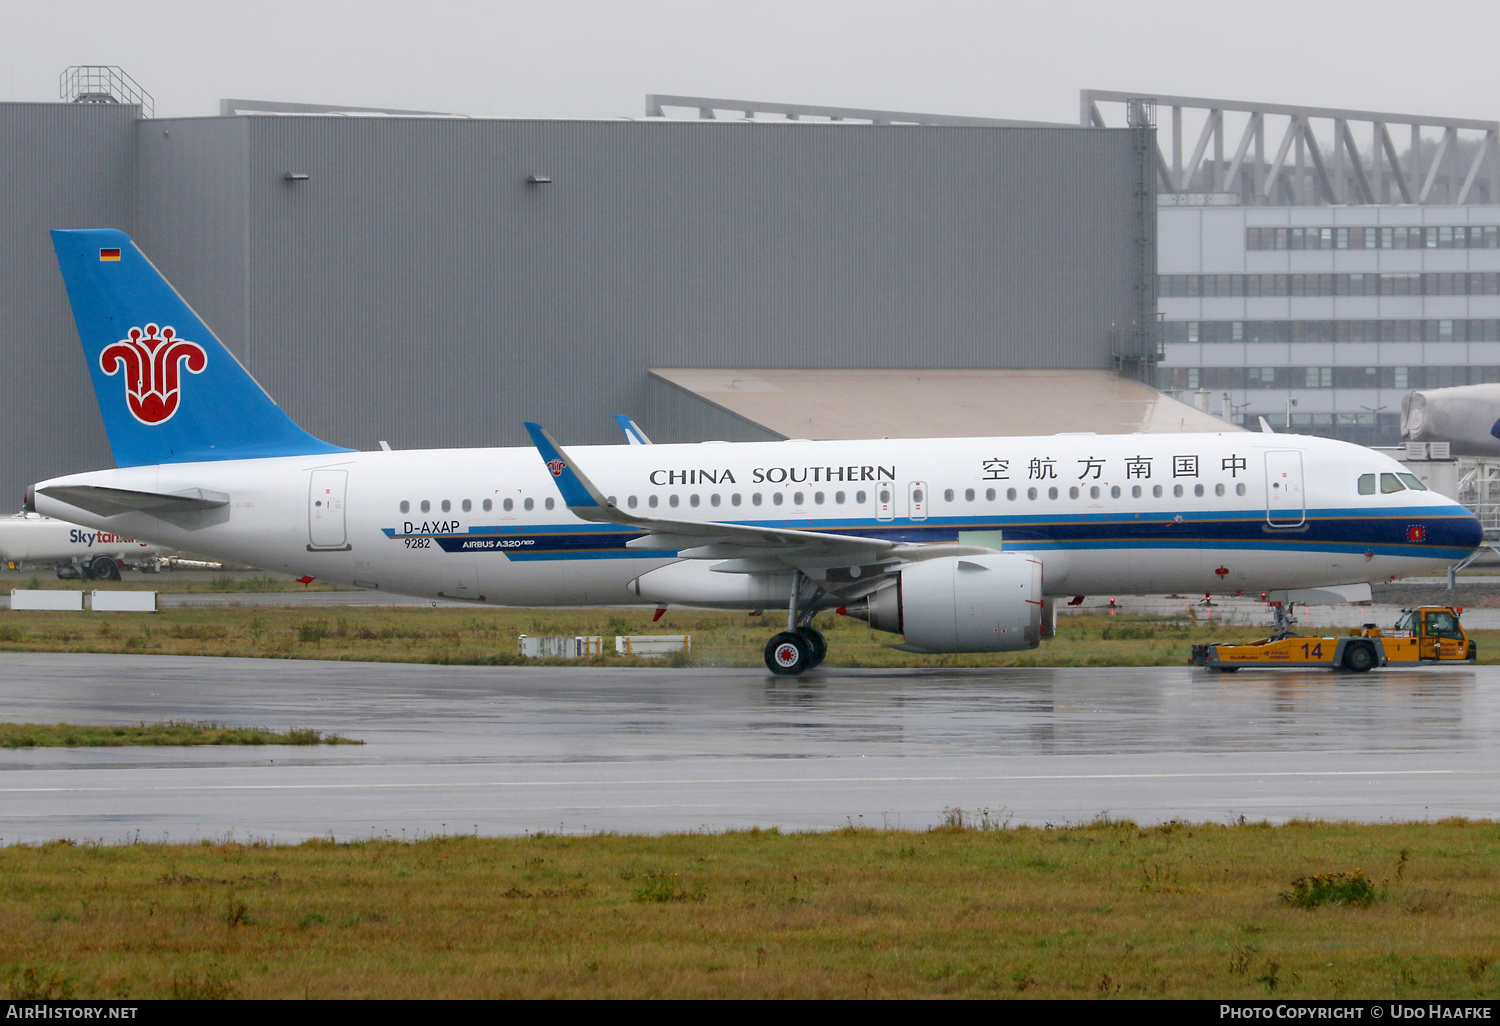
[34,432,1481,606]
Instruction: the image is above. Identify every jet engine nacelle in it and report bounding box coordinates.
[1401,383,1500,456]
[844,552,1043,653]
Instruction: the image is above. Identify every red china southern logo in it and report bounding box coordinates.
[99,324,208,426]
[547,459,567,477]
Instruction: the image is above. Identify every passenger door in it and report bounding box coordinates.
[308,469,350,551]
[1264,451,1305,528]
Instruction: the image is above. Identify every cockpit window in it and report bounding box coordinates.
[1358,474,1376,495]
[1380,473,1405,493]
[1397,473,1428,491]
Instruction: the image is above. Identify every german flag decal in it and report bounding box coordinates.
[99,248,121,261]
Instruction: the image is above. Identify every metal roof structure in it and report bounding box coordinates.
[644,93,1065,128]
[1083,89,1500,206]
[648,368,1233,440]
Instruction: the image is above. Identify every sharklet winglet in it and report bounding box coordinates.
[523,422,611,513]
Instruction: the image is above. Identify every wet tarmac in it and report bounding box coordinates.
[1,654,1496,843]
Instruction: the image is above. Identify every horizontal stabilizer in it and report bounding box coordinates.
[37,484,229,518]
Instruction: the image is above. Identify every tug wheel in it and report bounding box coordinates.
[1343,642,1377,673]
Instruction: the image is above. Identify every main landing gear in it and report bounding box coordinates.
[763,570,827,676]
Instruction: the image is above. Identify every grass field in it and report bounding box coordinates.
[4,604,1495,669]
[0,721,360,748]
[1,820,1497,999]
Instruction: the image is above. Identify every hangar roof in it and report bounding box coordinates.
[649,368,1238,440]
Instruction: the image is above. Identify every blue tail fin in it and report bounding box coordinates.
[51,228,351,466]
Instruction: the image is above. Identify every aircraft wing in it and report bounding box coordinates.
[525,423,992,575]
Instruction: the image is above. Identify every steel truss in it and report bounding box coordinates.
[1083,90,1500,206]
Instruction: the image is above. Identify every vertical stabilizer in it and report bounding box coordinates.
[50,229,351,466]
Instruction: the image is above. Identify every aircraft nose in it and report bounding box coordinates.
[1458,511,1485,552]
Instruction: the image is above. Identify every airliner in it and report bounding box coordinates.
[28,229,1484,674]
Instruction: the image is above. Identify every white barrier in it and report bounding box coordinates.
[9,590,84,611]
[518,635,604,658]
[91,591,157,612]
[614,634,691,657]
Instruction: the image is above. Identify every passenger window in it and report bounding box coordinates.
[835,491,845,504]
[1006,488,1017,501]
[482,498,492,512]
[669,495,680,508]
[711,494,721,507]
[689,495,700,507]
[732,494,742,506]
[1152,485,1162,498]
[1194,484,1205,497]
[545,497,555,510]
[1027,487,1038,500]
[1381,473,1405,493]
[420,500,431,513]
[753,493,763,506]
[1069,486,1079,499]
[1236,483,1246,496]
[913,489,924,504]
[859,490,870,503]
[773,493,784,506]
[1358,474,1376,495]
[648,495,659,508]
[503,498,513,512]
[628,495,638,509]
[965,489,975,502]
[441,500,451,513]
[1397,473,1428,491]
[461,499,471,512]
[944,489,955,502]
[1110,486,1120,499]
[793,492,804,505]
[1131,485,1141,498]
[1173,484,1184,498]
[524,498,534,511]
[1089,486,1100,499]
[1048,487,1058,500]
[400,500,410,513]
[814,492,824,504]
[983,488,994,501]
[1215,484,1225,496]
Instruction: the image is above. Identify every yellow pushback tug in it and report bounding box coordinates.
[1191,606,1476,672]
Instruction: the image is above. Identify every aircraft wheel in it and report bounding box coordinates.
[765,632,811,676]
[796,626,827,668]
[1342,642,1377,673]
[89,555,121,581]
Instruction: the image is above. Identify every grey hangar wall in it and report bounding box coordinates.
[1,105,1142,498]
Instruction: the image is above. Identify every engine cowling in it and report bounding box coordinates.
[843,552,1043,653]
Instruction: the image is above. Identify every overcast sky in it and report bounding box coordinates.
[6,0,1499,126]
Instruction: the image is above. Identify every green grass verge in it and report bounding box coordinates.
[1,819,1497,998]
[0,721,361,748]
[6,605,1491,669]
